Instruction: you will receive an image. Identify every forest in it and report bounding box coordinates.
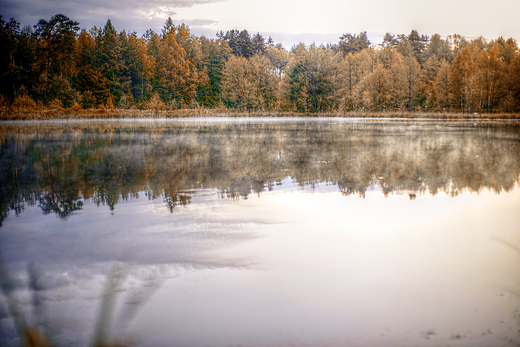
[1,13,520,116]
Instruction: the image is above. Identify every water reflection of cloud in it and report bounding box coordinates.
[1,119,520,346]
[0,190,267,346]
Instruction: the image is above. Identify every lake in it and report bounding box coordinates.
[1,118,519,347]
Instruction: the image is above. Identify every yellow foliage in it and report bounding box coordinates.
[12,94,37,110]
[106,96,115,110]
[146,93,165,112]
[69,102,83,112]
[47,99,64,110]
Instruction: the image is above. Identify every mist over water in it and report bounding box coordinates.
[1,118,520,346]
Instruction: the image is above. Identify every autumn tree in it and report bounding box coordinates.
[420,56,441,109]
[33,72,79,107]
[353,47,420,111]
[135,37,155,101]
[285,44,339,112]
[175,23,204,67]
[433,59,452,111]
[266,45,289,78]
[337,49,374,110]
[161,17,176,37]
[496,37,520,111]
[33,14,79,78]
[450,42,480,112]
[146,30,161,58]
[423,34,453,62]
[221,55,255,109]
[75,30,111,107]
[401,55,422,109]
[474,43,504,112]
[384,50,406,110]
[508,54,520,111]
[250,54,279,109]
[221,54,278,110]
[155,32,199,104]
[359,64,388,111]
[447,34,469,57]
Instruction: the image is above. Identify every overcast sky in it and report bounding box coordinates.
[1,0,519,48]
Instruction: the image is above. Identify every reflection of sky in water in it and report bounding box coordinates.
[1,119,520,346]
[1,181,520,347]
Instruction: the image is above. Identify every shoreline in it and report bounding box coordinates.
[2,108,520,121]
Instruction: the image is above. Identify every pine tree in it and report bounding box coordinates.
[33,14,79,78]
[120,32,142,102]
[0,17,35,97]
[161,17,176,37]
[407,30,429,63]
[199,37,231,106]
[338,32,371,55]
[236,30,254,58]
[423,34,453,62]
[252,33,266,55]
[95,19,128,102]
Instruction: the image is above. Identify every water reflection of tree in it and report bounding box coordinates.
[0,137,38,225]
[0,120,519,221]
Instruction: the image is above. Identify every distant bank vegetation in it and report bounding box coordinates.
[1,14,520,119]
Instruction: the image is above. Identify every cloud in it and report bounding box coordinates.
[0,0,227,34]
[179,18,219,27]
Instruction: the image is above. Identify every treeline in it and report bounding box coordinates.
[1,14,520,114]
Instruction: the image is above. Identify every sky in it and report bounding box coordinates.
[1,0,519,48]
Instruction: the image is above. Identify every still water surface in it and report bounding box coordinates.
[1,118,520,346]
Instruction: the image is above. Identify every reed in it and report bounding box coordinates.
[2,101,520,120]
[0,255,139,347]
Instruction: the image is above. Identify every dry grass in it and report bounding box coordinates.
[1,106,520,120]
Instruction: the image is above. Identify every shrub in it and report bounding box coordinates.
[48,99,64,110]
[117,94,134,109]
[81,91,96,109]
[12,94,37,110]
[146,93,165,112]
[106,96,115,110]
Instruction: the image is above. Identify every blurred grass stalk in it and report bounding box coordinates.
[0,252,133,347]
[90,262,127,347]
[0,249,51,346]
